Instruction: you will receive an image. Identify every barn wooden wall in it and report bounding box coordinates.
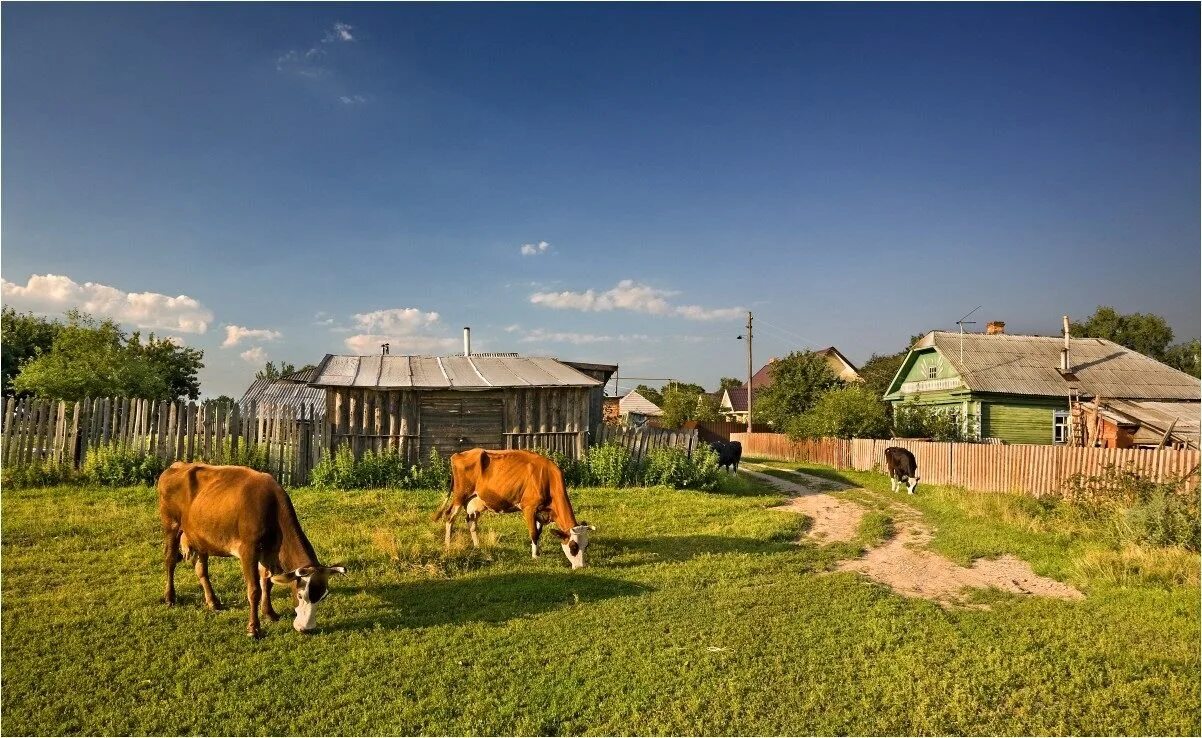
[325,386,592,460]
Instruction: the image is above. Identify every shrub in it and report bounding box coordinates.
[787,385,891,440]
[1,458,75,488]
[532,447,591,487]
[892,403,973,442]
[586,442,637,488]
[408,448,451,490]
[82,443,166,486]
[644,444,720,490]
[311,446,414,489]
[1059,465,1200,551]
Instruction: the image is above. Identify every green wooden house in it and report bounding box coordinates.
[883,328,1200,445]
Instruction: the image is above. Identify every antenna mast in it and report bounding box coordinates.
[955,305,982,364]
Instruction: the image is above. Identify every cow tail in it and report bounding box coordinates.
[431,475,455,521]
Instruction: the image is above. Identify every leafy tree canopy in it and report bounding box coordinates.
[11,311,203,401]
[755,351,844,427]
[255,362,316,381]
[1071,306,1175,361]
[658,382,717,428]
[787,385,891,440]
[633,384,664,407]
[1163,339,1201,378]
[1,307,63,396]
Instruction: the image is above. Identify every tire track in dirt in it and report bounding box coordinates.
[742,465,1084,607]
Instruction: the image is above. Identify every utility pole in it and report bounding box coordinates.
[736,311,754,433]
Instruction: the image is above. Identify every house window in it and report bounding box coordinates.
[1053,410,1070,444]
[927,366,938,379]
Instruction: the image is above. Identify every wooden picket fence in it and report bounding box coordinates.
[1,397,323,486]
[2,397,703,487]
[730,433,1201,496]
[594,424,699,461]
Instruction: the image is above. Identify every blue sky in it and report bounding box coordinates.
[3,3,1198,398]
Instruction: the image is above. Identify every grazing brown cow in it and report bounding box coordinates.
[433,448,595,568]
[157,462,346,638]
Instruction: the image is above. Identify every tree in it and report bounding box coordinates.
[858,351,907,400]
[255,362,315,381]
[787,385,891,440]
[657,382,711,428]
[1071,306,1175,361]
[9,311,205,402]
[694,393,722,422]
[718,377,744,393]
[1,307,62,396]
[132,333,204,400]
[203,395,237,409]
[11,312,167,401]
[755,351,844,428]
[1164,339,1201,378]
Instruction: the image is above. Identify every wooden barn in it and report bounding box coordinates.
[306,353,603,460]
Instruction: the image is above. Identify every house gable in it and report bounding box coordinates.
[884,345,965,400]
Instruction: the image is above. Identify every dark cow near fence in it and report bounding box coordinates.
[884,446,919,494]
[157,462,346,638]
[710,440,743,473]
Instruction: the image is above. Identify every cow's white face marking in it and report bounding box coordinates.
[293,576,317,632]
[561,524,595,569]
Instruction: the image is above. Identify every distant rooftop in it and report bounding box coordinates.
[307,354,602,390]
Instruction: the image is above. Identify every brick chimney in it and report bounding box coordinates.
[986,321,1005,335]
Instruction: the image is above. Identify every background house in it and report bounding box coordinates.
[720,347,861,422]
[615,389,663,427]
[306,352,601,459]
[238,366,326,420]
[883,325,1200,445]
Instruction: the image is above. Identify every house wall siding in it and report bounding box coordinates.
[982,399,1064,445]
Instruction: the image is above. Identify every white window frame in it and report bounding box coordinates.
[927,365,938,379]
[1053,410,1070,444]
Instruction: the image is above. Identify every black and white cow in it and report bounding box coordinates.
[883,446,919,494]
[710,440,743,473]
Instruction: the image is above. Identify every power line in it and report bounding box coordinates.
[755,318,823,349]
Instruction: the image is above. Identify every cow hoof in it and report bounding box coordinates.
[247,627,263,639]
[206,601,225,612]
[162,596,175,607]
[264,612,280,622]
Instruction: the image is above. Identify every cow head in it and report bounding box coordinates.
[560,523,596,569]
[272,564,347,632]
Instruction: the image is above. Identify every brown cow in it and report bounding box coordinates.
[157,462,346,638]
[433,448,596,568]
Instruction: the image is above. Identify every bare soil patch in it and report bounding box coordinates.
[744,466,1085,606]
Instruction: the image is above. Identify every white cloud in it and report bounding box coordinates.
[529,279,743,321]
[520,328,651,345]
[339,95,368,105]
[165,336,186,347]
[353,307,441,334]
[323,22,356,43]
[275,49,329,78]
[1,273,213,333]
[314,312,336,326]
[504,323,522,333]
[222,325,283,348]
[241,347,267,364]
[520,240,551,256]
[344,334,459,355]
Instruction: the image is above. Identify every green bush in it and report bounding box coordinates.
[1059,465,1200,551]
[787,385,891,440]
[586,442,637,487]
[532,447,591,487]
[1,458,75,488]
[644,444,720,490]
[82,443,166,486]
[310,446,448,490]
[407,448,451,490]
[892,403,974,442]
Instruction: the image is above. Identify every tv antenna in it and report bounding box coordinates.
[955,305,982,364]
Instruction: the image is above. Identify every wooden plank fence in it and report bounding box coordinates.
[2,397,702,486]
[731,433,1201,496]
[1,397,322,487]
[595,425,699,461]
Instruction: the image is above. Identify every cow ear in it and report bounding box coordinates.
[551,528,570,540]
[271,571,299,585]
[296,566,317,578]
[325,564,347,575]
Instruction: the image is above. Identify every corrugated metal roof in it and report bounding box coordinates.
[238,377,326,418]
[619,390,663,416]
[922,331,1200,400]
[307,354,602,389]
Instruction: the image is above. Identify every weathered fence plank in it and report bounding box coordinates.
[732,433,1200,496]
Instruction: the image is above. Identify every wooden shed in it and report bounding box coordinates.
[307,353,602,460]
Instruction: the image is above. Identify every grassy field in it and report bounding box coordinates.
[2,468,1199,735]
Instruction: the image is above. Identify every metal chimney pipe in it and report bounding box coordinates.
[463,327,471,357]
[1061,315,1071,372]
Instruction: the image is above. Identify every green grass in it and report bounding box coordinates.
[2,469,1199,736]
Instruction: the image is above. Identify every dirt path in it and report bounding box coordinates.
[743,465,1084,607]
[741,467,865,544]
